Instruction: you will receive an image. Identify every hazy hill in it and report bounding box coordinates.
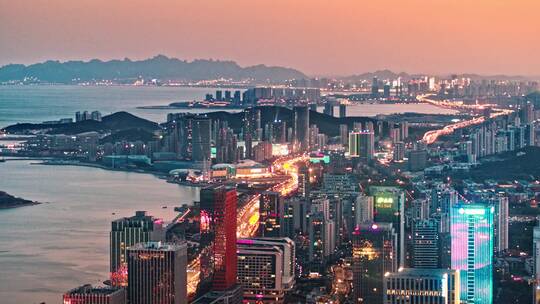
[527,91,540,105]
[4,107,386,142]
[453,147,540,181]
[0,55,306,83]
[3,111,160,135]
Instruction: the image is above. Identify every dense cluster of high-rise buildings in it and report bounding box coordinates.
[76,110,102,122]
[14,83,538,304]
[455,105,536,164]
[243,87,321,105]
[288,75,538,104]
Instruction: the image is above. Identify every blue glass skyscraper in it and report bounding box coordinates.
[451,204,494,304]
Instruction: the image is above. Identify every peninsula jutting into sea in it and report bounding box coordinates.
[0,191,41,209]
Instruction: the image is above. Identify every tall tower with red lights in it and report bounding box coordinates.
[200,185,238,291]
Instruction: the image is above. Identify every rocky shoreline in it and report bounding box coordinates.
[0,191,41,209]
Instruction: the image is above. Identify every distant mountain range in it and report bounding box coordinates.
[0,55,537,84]
[0,55,307,84]
[338,69,539,82]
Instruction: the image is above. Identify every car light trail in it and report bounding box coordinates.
[188,154,308,294]
[417,94,513,144]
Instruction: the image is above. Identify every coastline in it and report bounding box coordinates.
[137,104,246,110]
[0,83,251,89]
[0,191,41,209]
[0,154,197,304]
[38,159,166,176]
[1,157,204,189]
[37,159,202,188]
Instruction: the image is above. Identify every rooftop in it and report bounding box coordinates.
[128,241,186,251]
[65,284,123,296]
[385,268,456,279]
[112,210,154,222]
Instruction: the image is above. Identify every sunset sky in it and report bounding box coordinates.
[1,0,539,76]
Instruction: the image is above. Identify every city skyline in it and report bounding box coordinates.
[1,1,540,303]
[1,0,540,76]
[2,80,539,303]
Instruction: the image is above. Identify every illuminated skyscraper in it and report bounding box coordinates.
[127,242,187,304]
[294,106,310,151]
[393,142,405,161]
[110,211,165,286]
[489,195,509,254]
[349,130,375,161]
[520,103,535,124]
[369,186,405,267]
[355,194,374,225]
[216,125,238,164]
[237,237,295,303]
[352,223,397,304]
[191,117,212,162]
[307,196,336,271]
[431,187,459,233]
[383,268,460,304]
[451,204,494,304]
[297,164,310,198]
[390,126,401,143]
[244,133,253,159]
[259,191,284,237]
[412,219,439,269]
[272,120,287,144]
[243,108,261,140]
[307,211,335,273]
[533,219,540,303]
[399,121,409,140]
[200,185,238,290]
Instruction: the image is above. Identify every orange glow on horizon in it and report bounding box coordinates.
[1,0,539,76]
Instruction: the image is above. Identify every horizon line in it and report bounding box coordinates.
[2,54,539,80]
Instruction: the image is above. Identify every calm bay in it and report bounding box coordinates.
[0,159,198,304]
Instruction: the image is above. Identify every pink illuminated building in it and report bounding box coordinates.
[199,185,238,291]
[451,204,494,304]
